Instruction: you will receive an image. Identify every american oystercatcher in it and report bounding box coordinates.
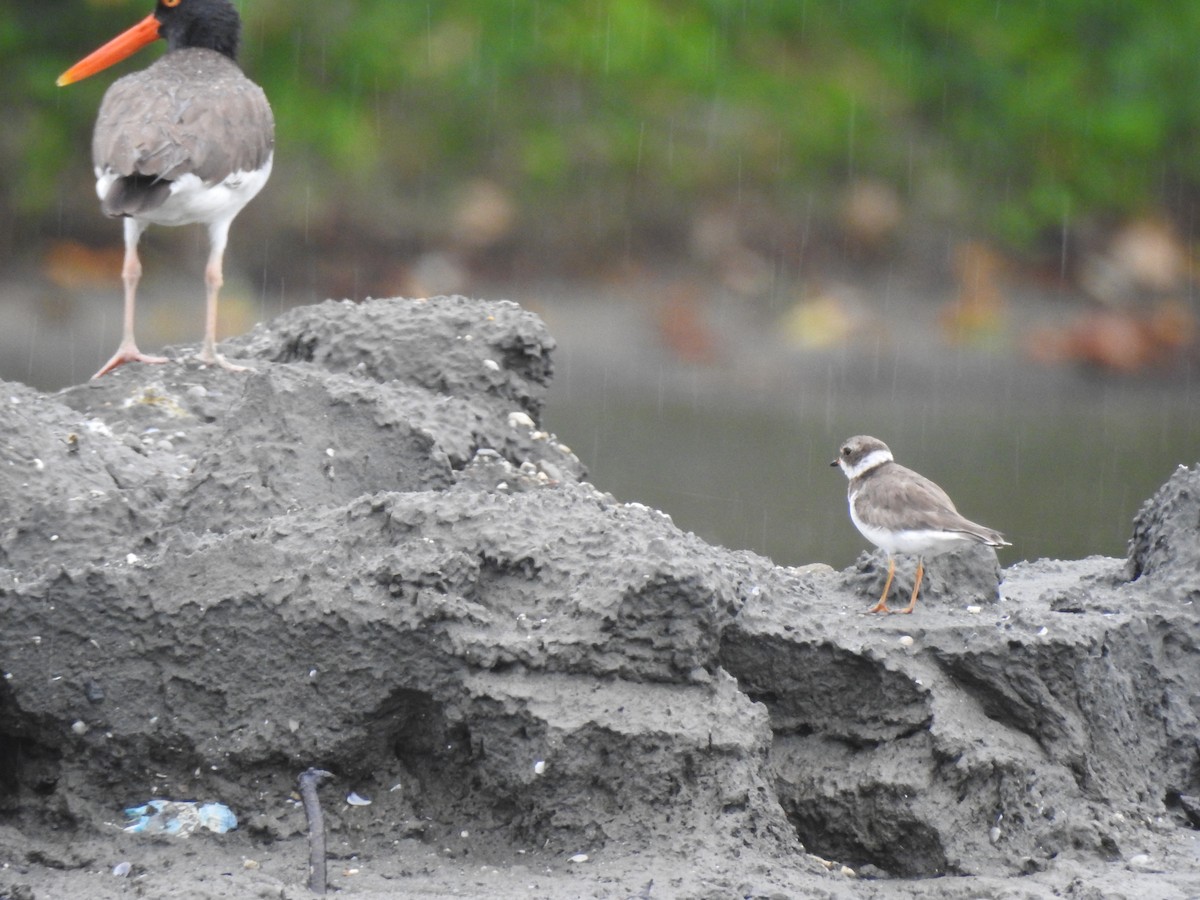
[58,0,275,377]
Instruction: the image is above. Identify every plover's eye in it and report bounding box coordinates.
[841,446,851,457]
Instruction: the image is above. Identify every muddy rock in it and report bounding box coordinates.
[1,296,1199,899]
[1126,460,1200,594]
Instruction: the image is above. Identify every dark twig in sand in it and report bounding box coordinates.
[298,767,334,894]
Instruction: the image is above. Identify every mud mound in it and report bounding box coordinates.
[1,296,1198,899]
[1127,461,1200,592]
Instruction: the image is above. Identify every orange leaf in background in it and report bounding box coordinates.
[941,240,1008,345]
[42,241,123,290]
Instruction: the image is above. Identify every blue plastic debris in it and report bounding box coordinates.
[123,800,237,836]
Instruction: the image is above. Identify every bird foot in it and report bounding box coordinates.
[195,351,254,373]
[92,346,169,379]
[865,602,916,614]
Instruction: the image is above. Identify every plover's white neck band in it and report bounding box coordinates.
[845,448,893,479]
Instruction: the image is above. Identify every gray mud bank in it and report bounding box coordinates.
[1,296,1199,899]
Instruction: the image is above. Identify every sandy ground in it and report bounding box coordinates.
[1,297,1199,899]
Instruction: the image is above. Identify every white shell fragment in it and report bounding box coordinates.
[1126,853,1163,873]
[898,635,914,647]
[568,853,589,863]
[346,792,372,807]
[533,759,546,775]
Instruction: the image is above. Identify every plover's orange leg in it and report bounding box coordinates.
[897,558,925,614]
[867,555,896,613]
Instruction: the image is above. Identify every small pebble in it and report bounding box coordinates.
[483,359,500,371]
[71,720,88,736]
[112,861,132,877]
[533,760,546,775]
[898,635,914,647]
[966,605,982,614]
[568,853,589,863]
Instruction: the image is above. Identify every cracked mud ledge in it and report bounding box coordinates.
[1,296,1198,899]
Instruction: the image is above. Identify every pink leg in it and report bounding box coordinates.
[196,218,251,372]
[92,219,168,378]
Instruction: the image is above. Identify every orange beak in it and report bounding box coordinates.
[57,13,162,87]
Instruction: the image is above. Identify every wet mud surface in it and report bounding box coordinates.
[1,296,1199,898]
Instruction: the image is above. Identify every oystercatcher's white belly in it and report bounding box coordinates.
[95,152,273,228]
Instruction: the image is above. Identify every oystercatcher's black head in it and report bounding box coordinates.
[58,0,245,86]
[156,0,242,59]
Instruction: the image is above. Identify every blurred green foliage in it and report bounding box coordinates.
[4,0,1199,253]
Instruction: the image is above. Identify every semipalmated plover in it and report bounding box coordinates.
[832,435,1009,614]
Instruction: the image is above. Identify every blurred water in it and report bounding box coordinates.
[540,287,1200,571]
[546,389,1200,570]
